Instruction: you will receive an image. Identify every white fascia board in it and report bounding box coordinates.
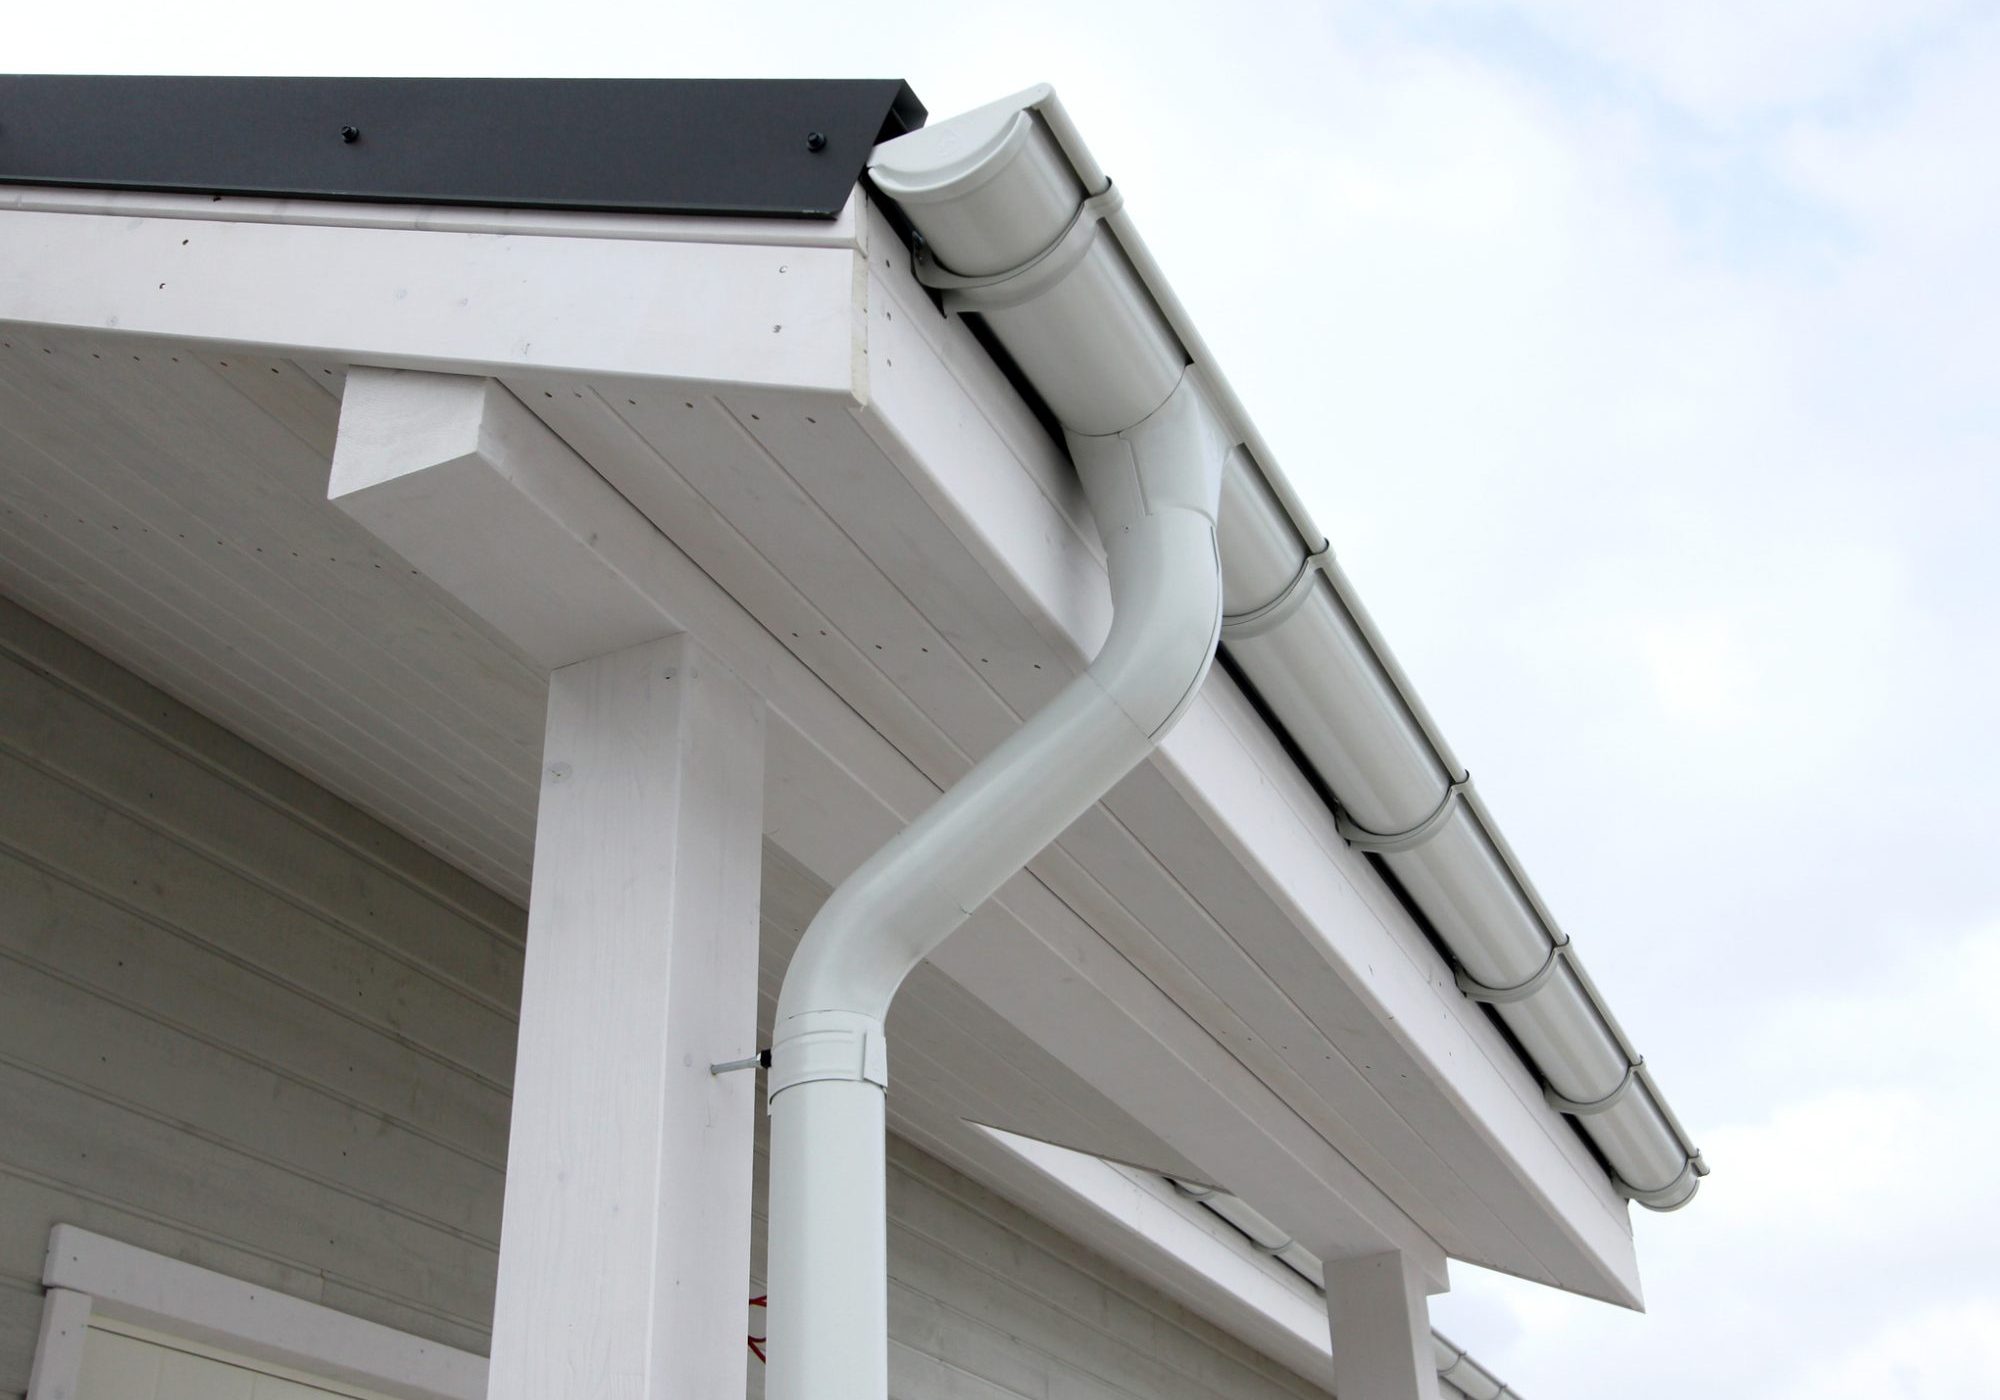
[0,188,860,393]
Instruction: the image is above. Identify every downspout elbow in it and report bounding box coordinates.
[1067,366,1232,741]
[772,368,1231,1034]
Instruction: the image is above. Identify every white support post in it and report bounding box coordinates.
[1324,1252,1443,1400]
[329,366,770,1400]
[484,635,765,1400]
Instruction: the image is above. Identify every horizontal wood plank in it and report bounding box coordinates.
[0,612,516,1381]
[0,595,523,945]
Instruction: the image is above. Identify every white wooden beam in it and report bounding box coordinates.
[1325,1253,1443,1400]
[329,368,671,669]
[488,634,765,1400]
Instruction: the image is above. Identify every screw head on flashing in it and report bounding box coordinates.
[340,125,361,144]
[805,130,828,152]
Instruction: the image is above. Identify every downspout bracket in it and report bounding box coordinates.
[767,1012,888,1102]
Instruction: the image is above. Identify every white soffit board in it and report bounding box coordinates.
[0,194,1638,1302]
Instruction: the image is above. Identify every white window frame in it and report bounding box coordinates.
[26,1226,485,1400]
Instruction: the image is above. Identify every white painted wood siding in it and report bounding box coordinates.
[0,595,524,1396]
[0,598,1330,1400]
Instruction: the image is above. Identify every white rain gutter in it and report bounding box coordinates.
[1168,1178,1518,1399]
[860,85,1706,1211]
[763,109,1236,1400]
[769,82,1706,1398]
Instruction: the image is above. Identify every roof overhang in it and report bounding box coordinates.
[0,78,1658,1330]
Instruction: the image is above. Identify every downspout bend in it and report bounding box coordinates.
[772,365,1227,1030]
[767,367,1231,1400]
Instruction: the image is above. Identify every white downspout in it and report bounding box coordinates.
[848,85,1706,1216]
[765,100,1233,1400]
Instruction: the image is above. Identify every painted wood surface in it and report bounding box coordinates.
[329,371,684,673]
[42,1230,481,1400]
[1324,1253,1442,1400]
[487,637,764,1400]
[0,596,522,1396]
[0,603,1336,1400]
[0,209,857,393]
[72,1324,392,1400]
[24,1291,88,1400]
[0,331,546,900]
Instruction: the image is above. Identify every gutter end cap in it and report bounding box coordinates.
[869,82,1054,203]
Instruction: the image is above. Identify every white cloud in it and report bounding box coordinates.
[1437,0,1973,125]
[1773,1298,2000,1400]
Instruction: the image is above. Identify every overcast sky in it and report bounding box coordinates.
[15,3,1999,1396]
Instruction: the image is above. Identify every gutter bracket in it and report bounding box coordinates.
[1614,1154,1707,1212]
[1454,936,1567,1005]
[1220,541,1334,641]
[915,184,1126,312]
[1337,775,1473,855]
[1543,1058,1641,1117]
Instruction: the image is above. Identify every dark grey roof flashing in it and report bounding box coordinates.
[0,75,925,218]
